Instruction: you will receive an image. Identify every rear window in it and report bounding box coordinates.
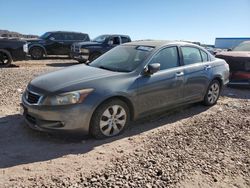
[75,33,89,40]
[181,47,202,65]
[200,50,209,62]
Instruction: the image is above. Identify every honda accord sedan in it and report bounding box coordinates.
[21,41,229,138]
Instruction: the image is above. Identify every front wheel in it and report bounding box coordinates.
[203,80,221,106]
[30,47,44,60]
[90,99,130,139]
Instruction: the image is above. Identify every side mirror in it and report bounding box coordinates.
[49,37,55,41]
[144,63,160,75]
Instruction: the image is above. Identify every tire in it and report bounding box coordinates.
[30,47,44,60]
[90,99,130,139]
[203,79,221,106]
[0,49,12,67]
[89,52,101,62]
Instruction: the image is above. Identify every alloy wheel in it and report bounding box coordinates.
[207,82,220,104]
[99,105,127,137]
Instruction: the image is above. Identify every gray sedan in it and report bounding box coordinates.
[21,41,229,138]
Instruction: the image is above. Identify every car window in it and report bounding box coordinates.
[233,42,250,51]
[64,33,74,40]
[75,34,88,40]
[200,50,209,62]
[149,47,179,71]
[50,33,64,40]
[90,45,153,72]
[110,37,120,45]
[121,37,130,43]
[181,47,202,65]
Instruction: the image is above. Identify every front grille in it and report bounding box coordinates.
[27,91,41,104]
[74,46,80,52]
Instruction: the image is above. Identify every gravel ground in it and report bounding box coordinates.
[0,59,250,188]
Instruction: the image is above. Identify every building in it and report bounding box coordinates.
[215,37,250,49]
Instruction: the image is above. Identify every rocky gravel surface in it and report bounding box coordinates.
[0,59,250,188]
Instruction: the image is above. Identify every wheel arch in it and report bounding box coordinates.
[91,95,135,122]
[0,49,12,59]
[28,44,47,56]
[212,76,223,88]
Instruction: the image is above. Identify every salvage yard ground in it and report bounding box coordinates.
[0,59,250,188]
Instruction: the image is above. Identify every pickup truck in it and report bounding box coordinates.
[0,38,27,67]
[70,34,131,63]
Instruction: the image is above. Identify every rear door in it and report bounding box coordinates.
[180,46,212,102]
[61,33,76,55]
[136,46,184,115]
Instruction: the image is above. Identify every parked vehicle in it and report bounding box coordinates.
[216,41,250,87]
[27,31,90,59]
[0,38,27,67]
[21,41,229,138]
[70,34,131,63]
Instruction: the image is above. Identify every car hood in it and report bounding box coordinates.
[29,64,121,93]
[25,38,42,43]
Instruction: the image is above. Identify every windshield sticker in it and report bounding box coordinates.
[136,46,154,52]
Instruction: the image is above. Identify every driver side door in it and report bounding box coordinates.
[45,33,65,55]
[136,46,184,116]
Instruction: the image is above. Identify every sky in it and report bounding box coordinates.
[0,0,249,44]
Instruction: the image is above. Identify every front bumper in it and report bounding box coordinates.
[228,72,250,87]
[21,97,93,135]
[227,80,250,87]
[70,51,89,62]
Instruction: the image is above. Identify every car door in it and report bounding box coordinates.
[61,33,75,55]
[180,46,212,102]
[136,46,184,115]
[45,33,65,55]
[106,36,121,51]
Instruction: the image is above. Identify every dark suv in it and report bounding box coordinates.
[70,34,131,63]
[27,31,90,59]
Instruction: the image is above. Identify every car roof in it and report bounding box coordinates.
[98,34,130,37]
[48,31,88,35]
[122,40,200,48]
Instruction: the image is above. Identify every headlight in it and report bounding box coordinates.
[43,89,94,106]
[80,48,89,53]
[23,43,29,53]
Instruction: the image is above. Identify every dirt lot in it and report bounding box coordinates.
[0,59,249,188]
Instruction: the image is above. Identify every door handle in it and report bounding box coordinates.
[204,65,211,70]
[176,72,184,77]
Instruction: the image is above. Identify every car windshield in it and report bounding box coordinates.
[89,45,154,72]
[233,42,250,51]
[92,35,108,43]
[39,32,51,39]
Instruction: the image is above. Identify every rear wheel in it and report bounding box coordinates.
[203,80,221,106]
[30,47,44,59]
[90,99,130,139]
[0,50,12,67]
